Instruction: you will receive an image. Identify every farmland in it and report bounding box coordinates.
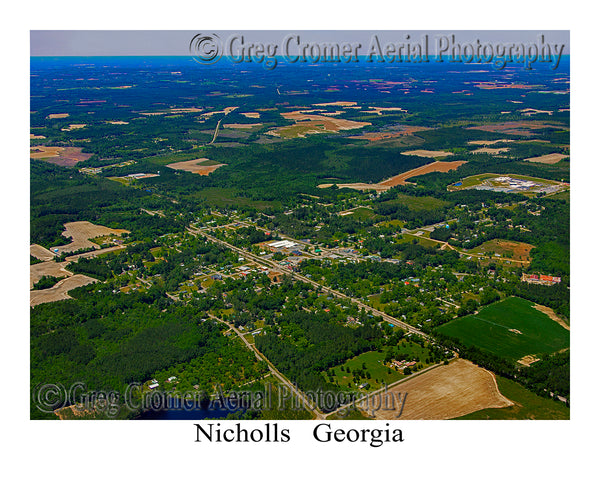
[52,221,129,255]
[436,297,569,363]
[30,274,98,307]
[363,359,513,420]
[29,51,570,422]
[166,158,226,175]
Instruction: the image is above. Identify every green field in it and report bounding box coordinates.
[436,297,569,362]
[456,376,569,419]
[328,341,433,390]
[383,193,449,211]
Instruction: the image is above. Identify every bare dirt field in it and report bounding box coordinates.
[274,111,371,137]
[367,106,408,115]
[61,124,87,132]
[30,146,64,159]
[30,261,72,289]
[240,112,260,119]
[47,113,69,119]
[30,146,93,166]
[318,160,466,191]
[517,355,540,366]
[363,359,513,420]
[401,149,454,158]
[223,123,263,129]
[313,101,357,107]
[30,274,98,307]
[347,125,430,142]
[54,221,129,255]
[524,153,569,164]
[166,158,226,175]
[379,160,467,187]
[106,120,129,125]
[30,133,47,139]
[469,239,534,262]
[471,147,510,155]
[30,244,56,261]
[468,139,515,145]
[317,182,389,192]
[64,245,126,263]
[467,122,565,137]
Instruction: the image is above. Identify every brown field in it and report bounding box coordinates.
[282,111,371,130]
[380,160,467,187]
[401,149,454,158]
[468,139,515,145]
[47,113,69,119]
[30,244,56,261]
[367,106,408,115]
[30,146,64,158]
[106,120,129,125]
[61,124,87,131]
[240,112,260,119]
[313,101,357,107]
[202,106,239,117]
[30,133,47,140]
[347,125,430,142]
[169,107,203,114]
[30,146,93,166]
[363,359,513,420]
[30,261,72,289]
[467,122,565,137]
[471,147,510,155]
[269,111,371,138]
[517,355,540,366]
[65,245,127,263]
[467,239,534,262]
[474,83,537,90]
[223,123,263,129]
[520,108,553,116]
[30,274,98,307]
[317,182,389,192]
[318,160,466,191]
[54,221,129,255]
[166,158,226,175]
[524,153,569,164]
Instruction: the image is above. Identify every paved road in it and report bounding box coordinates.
[207,313,325,419]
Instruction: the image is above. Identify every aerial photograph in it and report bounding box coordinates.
[29,30,570,422]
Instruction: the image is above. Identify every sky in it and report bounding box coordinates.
[30,30,569,56]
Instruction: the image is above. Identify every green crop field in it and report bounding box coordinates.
[455,376,569,420]
[436,297,569,362]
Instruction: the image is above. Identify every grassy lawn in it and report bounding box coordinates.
[398,234,440,248]
[328,341,434,391]
[436,297,569,362]
[455,376,569,419]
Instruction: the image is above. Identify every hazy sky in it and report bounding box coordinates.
[31,30,569,56]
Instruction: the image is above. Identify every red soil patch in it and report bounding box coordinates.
[30,146,92,166]
[166,158,225,175]
[380,160,467,187]
[467,122,565,137]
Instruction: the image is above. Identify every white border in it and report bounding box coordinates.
[6,1,598,477]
